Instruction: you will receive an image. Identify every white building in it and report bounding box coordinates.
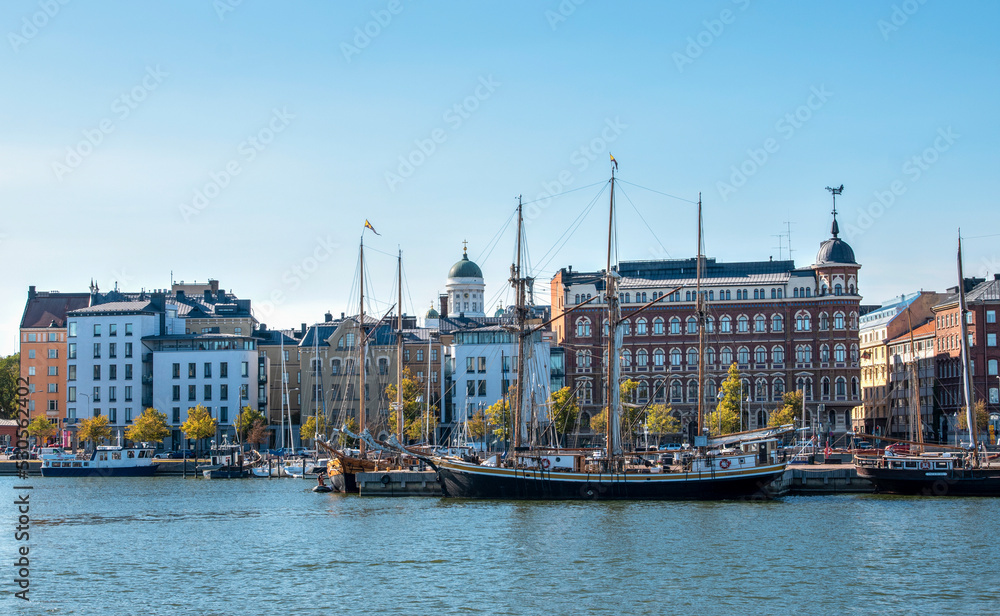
[445,246,486,318]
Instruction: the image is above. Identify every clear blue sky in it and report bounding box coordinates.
[2,0,998,355]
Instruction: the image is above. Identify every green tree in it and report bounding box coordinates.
[77,415,112,450]
[485,398,511,441]
[26,416,57,445]
[385,368,426,440]
[646,404,679,443]
[406,407,439,442]
[589,380,643,441]
[181,405,217,458]
[234,406,265,441]
[0,353,20,420]
[338,416,359,447]
[300,414,327,441]
[589,408,607,434]
[125,408,170,444]
[769,390,804,428]
[467,410,486,440]
[548,386,579,441]
[707,363,743,436]
[957,399,989,433]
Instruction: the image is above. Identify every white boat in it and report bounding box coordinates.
[40,445,158,477]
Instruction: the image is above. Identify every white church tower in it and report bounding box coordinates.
[446,241,486,318]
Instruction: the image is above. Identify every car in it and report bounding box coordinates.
[153,452,179,459]
[660,443,682,451]
[175,449,195,458]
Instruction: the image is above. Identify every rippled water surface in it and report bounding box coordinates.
[2,476,999,615]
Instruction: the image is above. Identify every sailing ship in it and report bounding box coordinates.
[855,233,1000,496]
[423,161,789,500]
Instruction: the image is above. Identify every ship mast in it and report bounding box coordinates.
[957,231,979,461]
[696,194,705,441]
[358,239,367,457]
[605,164,622,462]
[511,197,528,451]
[396,249,404,443]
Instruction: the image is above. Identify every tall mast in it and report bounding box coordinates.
[696,194,705,440]
[605,165,622,460]
[511,197,527,450]
[358,239,367,456]
[957,231,978,458]
[396,249,404,442]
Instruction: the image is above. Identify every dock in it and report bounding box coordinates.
[357,470,442,496]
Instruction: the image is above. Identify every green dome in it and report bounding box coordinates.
[448,251,483,278]
[426,306,440,318]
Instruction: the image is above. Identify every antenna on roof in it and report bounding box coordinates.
[824,184,844,238]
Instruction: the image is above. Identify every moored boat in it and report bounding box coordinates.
[40,445,158,477]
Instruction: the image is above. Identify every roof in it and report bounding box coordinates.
[561,257,804,287]
[859,292,922,330]
[20,291,91,328]
[255,328,301,346]
[887,319,936,345]
[70,300,159,315]
[142,333,248,341]
[448,251,483,279]
[814,216,858,265]
[967,277,1000,303]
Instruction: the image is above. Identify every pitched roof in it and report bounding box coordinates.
[70,300,158,315]
[20,292,91,328]
[887,319,936,345]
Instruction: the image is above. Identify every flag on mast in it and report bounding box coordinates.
[364,220,380,235]
[610,153,618,171]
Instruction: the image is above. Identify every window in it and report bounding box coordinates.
[47,383,57,393]
[28,349,36,359]
[109,386,117,402]
[188,363,196,378]
[68,386,76,402]
[706,347,717,365]
[124,386,132,402]
[220,384,228,401]
[622,320,631,336]
[576,317,592,337]
[416,349,424,362]
[720,347,733,365]
[188,385,196,401]
[819,344,830,362]
[93,365,101,380]
[796,345,812,363]
[220,362,228,378]
[653,349,665,367]
[686,317,698,334]
[94,324,101,336]
[49,366,60,376]
[67,365,76,381]
[670,348,682,366]
[670,317,681,335]
[653,318,665,335]
[620,349,632,369]
[720,316,731,333]
[988,310,996,324]
[835,377,847,399]
[819,313,829,330]
[109,408,117,423]
[108,343,116,358]
[834,344,846,363]
[705,317,715,333]
[466,381,475,397]
[69,322,77,337]
[636,318,647,335]
[737,315,749,333]
[636,349,648,367]
[377,358,388,376]
[795,312,811,331]
[204,362,212,378]
[478,380,487,397]
[109,365,117,380]
[771,314,783,332]
[241,362,249,378]
[752,346,765,364]
[989,359,998,376]
[989,333,997,347]
[93,387,100,402]
[737,347,750,365]
[124,342,132,358]
[754,315,766,333]
[93,343,101,358]
[109,323,117,337]
[834,312,845,330]
[686,348,698,366]
[478,357,487,373]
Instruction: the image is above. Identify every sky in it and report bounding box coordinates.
[2,0,998,356]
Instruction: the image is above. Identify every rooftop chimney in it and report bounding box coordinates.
[204,290,213,302]
[28,285,36,300]
[209,279,220,293]
[325,312,333,323]
[301,322,307,336]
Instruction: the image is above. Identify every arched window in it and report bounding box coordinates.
[670,380,683,401]
[754,346,767,364]
[706,347,717,365]
[771,314,783,332]
[819,344,830,362]
[620,349,632,369]
[737,346,750,365]
[805,287,811,298]
[574,294,580,304]
[756,409,768,428]
[833,312,845,330]
[638,380,649,402]
[835,377,847,398]
[686,380,699,402]
[705,316,715,333]
[773,378,785,399]
[772,345,785,364]
[754,289,760,300]
[670,348,682,366]
[331,359,341,375]
[580,379,593,404]
[850,311,859,329]
[622,319,631,336]
[850,344,859,363]
[578,350,592,369]
[720,316,732,333]
[653,379,665,402]
[575,317,591,337]
[669,317,681,335]
[686,316,698,334]
[653,348,665,367]
[818,312,829,331]
[705,379,717,399]
[754,314,767,332]
[793,288,800,298]
[687,347,699,366]
[603,319,610,336]
[821,377,831,399]
[834,283,843,296]
[795,311,811,332]
[796,344,812,363]
[636,318,647,335]
[378,357,388,375]
[720,347,733,366]
[755,378,767,401]
[636,348,648,368]
[737,315,749,333]
[834,344,846,363]
[653,318,665,335]
[851,377,859,398]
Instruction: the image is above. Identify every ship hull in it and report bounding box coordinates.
[435,459,786,500]
[856,466,1000,497]
[40,465,158,478]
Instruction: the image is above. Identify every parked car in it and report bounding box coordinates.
[175,449,195,458]
[153,452,179,459]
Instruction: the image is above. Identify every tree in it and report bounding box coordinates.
[26,416,57,445]
[246,420,270,450]
[125,408,170,444]
[707,363,743,436]
[0,353,20,420]
[338,417,359,447]
[589,380,643,441]
[300,414,327,442]
[646,404,679,442]
[181,405,217,458]
[406,407,439,443]
[957,399,989,434]
[589,408,607,434]
[235,406,265,441]
[769,390,803,428]
[467,410,486,440]
[77,415,112,450]
[548,387,579,441]
[485,398,511,441]
[385,368,426,441]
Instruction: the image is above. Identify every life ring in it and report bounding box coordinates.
[919,461,930,470]
[541,458,551,469]
[719,459,731,469]
[380,474,391,485]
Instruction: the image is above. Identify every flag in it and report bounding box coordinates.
[610,153,618,171]
[364,220,380,235]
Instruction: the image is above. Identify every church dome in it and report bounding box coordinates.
[426,306,440,318]
[448,250,483,278]
[815,216,857,265]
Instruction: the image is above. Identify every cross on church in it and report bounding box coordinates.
[463,239,468,254]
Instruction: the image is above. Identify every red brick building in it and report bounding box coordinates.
[550,218,861,443]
